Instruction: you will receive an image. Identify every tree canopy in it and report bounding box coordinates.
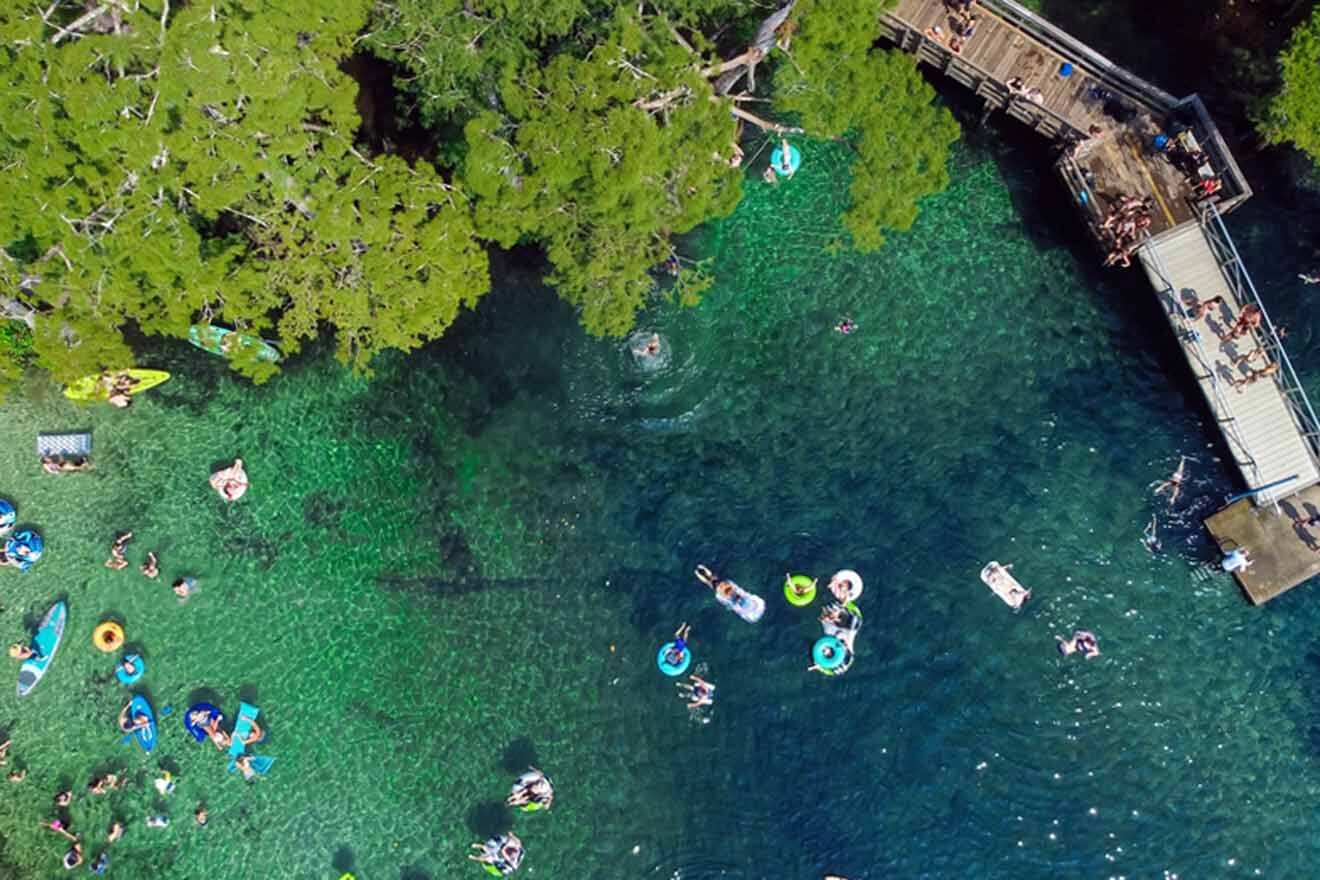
[0,0,488,387]
[1255,4,1320,163]
[1,0,959,389]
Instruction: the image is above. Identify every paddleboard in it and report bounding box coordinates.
[188,324,281,363]
[64,369,170,402]
[17,601,67,698]
[126,694,158,753]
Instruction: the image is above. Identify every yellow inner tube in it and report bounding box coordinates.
[93,621,124,653]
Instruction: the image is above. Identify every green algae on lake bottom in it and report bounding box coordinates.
[2,130,1320,879]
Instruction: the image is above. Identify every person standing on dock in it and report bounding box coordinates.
[1151,456,1189,508]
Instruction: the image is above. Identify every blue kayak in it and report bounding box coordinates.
[17,601,67,698]
[124,695,157,753]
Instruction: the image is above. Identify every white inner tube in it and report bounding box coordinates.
[830,569,863,602]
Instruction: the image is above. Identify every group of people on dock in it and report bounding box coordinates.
[1100,193,1152,267]
[925,0,979,55]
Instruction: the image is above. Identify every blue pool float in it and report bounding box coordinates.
[656,641,691,677]
[770,143,801,177]
[121,694,157,753]
[184,702,223,743]
[4,529,43,571]
[116,654,145,685]
[812,635,846,673]
[0,499,13,535]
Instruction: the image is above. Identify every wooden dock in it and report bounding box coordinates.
[1137,220,1320,503]
[880,0,1320,602]
[1206,485,1320,604]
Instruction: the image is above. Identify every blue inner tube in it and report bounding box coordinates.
[813,635,846,670]
[770,144,801,176]
[656,641,691,677]
[183,702,222,743]
[4,530,43,571]
[116,654,145,685]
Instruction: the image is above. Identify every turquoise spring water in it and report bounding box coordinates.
[4,101,1320,879]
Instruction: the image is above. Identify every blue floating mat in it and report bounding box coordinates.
[121,695,157,753]
[36,431,92,457]
[230,754,276,776]
[184,702,222,743]
[227,702,260,768]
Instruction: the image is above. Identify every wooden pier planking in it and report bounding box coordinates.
[1206,486,1320,604]
[879,0,1320,601]
[1138,222,1320,504]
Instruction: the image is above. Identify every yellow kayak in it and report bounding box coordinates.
[64,369,171,402]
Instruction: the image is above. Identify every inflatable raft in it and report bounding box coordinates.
[980,561,1030,610]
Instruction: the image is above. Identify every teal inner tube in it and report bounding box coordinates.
[116,653,145,685]
[771,144,801,176]
[656,641,691,677]
[813,635,846,671]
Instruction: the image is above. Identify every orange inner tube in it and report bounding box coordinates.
[94,621,124,653]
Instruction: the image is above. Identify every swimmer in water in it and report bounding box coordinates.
[140,551,160,579]
[1142,514,1161,553]
[105,531,133,570]
[676,673,716,709]
[835,317,856,335]
[1056,630,1100,658]
[663,622,692,668]
[632,333,662,358]
[1300,272,1320,285]
[8,643,36,661]
[1151,456,1189,508]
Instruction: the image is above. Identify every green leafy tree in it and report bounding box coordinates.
[375,0,960,334]
[1255,5,1320,163]
[773,0,960,250]
[0,0,488,389]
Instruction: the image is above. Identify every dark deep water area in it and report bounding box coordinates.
[7,20,1320,880]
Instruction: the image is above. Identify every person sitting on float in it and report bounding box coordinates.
[507,768,554,810]
[7,643,37,661]
[820,602,861,637]
[116,701,152,734]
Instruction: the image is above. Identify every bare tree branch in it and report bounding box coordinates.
[51,4,108,44]
[729,105,802,134]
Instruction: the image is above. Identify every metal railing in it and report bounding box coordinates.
[1198,202,1320,465]
[879,15,1083,139]
[1136,231,1266,494]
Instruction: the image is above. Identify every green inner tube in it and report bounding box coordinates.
[784,574,816,606]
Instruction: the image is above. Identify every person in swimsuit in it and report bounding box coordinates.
[233,754,263,782]
[116,701,151,734]
[140,551,160,579]
[41,455,93,474]
[105,531,133,570]
[61,840,83,870]
[1142,514,1161,554]
[632,333,662,358]
[173,576,198,601]
[210,458,249,501]
[507,768,554,809]
[663,623,692,668]
[676,674,716,709]
[8,643,36,660]
[1151,456,1189,508]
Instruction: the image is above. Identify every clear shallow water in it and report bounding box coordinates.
[4,119,1320,880]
